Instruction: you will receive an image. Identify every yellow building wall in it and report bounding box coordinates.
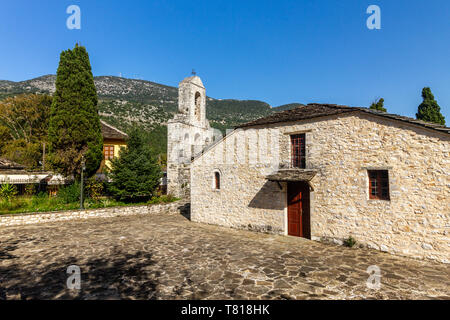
[98,139,127,173]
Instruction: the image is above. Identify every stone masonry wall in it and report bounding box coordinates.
[191,112,450,263]
[0,201,188,228]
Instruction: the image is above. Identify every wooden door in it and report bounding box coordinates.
[287,182,311,239]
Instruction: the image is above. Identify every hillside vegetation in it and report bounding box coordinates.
[0,75,303,154]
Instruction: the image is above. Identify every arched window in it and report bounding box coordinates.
[214,171,221,190]
[194,92,201,121]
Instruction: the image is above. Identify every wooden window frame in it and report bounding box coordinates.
[368,170,390,200]
[104,145,115,160]
[291,134,306,169]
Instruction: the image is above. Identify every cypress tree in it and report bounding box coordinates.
[416,87,446,126]
[369,98,387,112]
[108,128,162,202]
[48,44,103,178]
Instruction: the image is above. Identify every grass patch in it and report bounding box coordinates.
[343,236,357,248]
[0,194,180,215]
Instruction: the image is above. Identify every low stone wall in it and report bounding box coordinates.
[0,201,190,228]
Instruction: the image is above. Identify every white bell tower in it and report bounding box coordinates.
[167,75,213,198]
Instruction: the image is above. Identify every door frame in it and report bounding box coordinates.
[285,181,311,239]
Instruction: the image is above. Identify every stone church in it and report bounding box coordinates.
[167,76,215,198]
[168,76,450,263]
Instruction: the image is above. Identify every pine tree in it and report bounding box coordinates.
[416,87,446,126]
[48,44,103,178]
[108,128,162,202]
[369,98,387,112]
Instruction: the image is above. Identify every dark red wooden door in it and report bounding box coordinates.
[287,182,310,238]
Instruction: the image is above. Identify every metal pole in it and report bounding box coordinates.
[80,156,85,210]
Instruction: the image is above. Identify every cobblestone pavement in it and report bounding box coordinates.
[0,212,449,300]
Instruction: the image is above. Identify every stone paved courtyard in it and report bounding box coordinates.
[0,212,449,300]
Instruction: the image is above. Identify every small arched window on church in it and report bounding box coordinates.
[194,92,201,122]
[214,171,221,190]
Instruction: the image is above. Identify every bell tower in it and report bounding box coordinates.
[167,75,213,198]
[177,76,207,127]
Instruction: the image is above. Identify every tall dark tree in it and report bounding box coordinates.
[48,44,103,178]
[416,87,446,126]
[369,98,387,112]
[108,128,162,202]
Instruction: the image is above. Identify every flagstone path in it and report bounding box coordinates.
[0,212,448,300]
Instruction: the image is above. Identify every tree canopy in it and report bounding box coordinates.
[108,128,162,202]
[0,94,52,169]
[416,87,446,126]
[47,44,103,178]
[369,98,387,112]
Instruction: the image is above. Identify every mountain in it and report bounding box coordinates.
[0,75,303,154]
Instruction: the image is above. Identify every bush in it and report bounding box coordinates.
[0,197,25,213]
[31,192,51,207]
[24,184,36,196]
[148,194,178,204]
[343,236,357,248]
[86,177,104,202]
[30,192,73,212]
[0,184,18,202]
[57,182,81,204]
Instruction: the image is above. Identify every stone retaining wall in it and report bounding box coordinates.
[0,201,190,228]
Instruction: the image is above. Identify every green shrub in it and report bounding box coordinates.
[30,192,50,211]
[29,192,71,212]
[147,194,178,204]
[31,192,50,206]
[0,184,18,202]
[0,198,26,213]
[86,177,104,202]
[24,184,36,196]
[57,182,81,204]
[343,236,357,248]
[108,127,162,202]
[160,194,178,203]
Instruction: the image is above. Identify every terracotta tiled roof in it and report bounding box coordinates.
[101,120,128,140]
[237,103,450,134]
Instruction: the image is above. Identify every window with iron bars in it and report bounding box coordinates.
[368,170,390,200]
[291,134,306,169]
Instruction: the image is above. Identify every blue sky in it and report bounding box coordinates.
[0,0,449,120]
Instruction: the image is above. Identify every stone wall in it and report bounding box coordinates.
[191,112,450,263]
[167,76,214,198]
[0,201,188,228]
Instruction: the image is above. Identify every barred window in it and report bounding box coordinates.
[291,134,306,168]
[368,170,390,200]
[104,145,115,160]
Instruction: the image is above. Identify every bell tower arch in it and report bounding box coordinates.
[167,75,213,198]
